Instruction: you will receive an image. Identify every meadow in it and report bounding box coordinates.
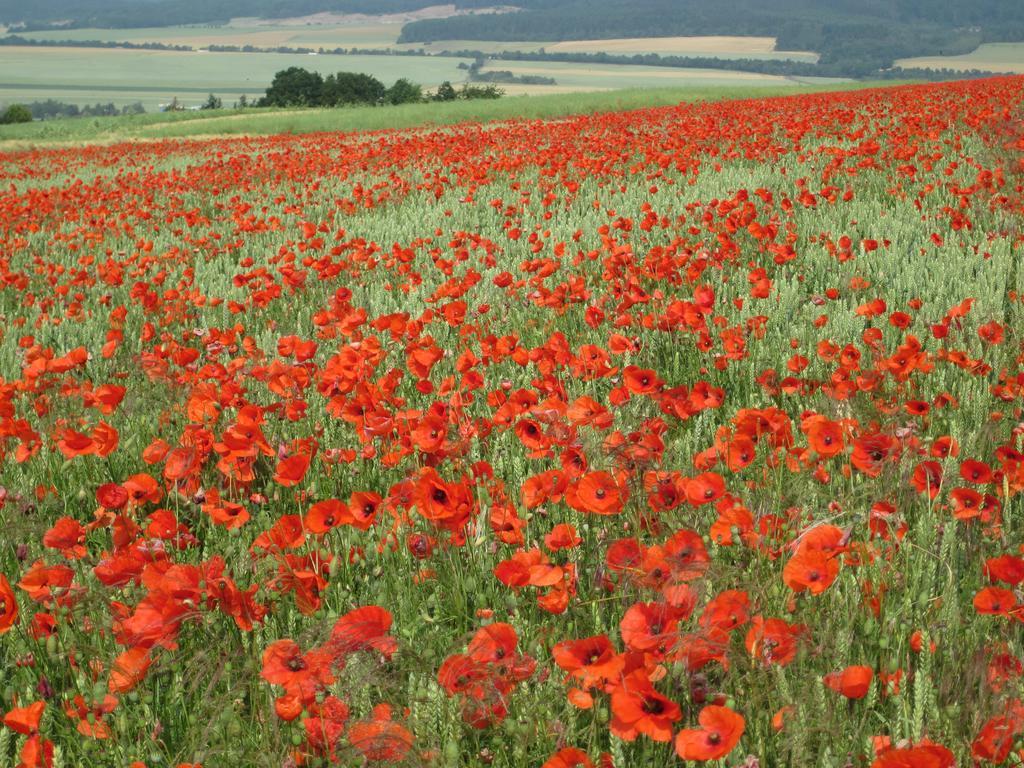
[0,46,470,112]
[0,81,900,149]
[0,75,1023,768]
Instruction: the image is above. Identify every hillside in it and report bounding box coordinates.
[398,0,1024,73]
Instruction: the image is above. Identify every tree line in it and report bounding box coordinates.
[257,68,502,108]
[1,100,146,123]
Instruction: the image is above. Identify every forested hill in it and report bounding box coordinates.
[399,0,1024,73]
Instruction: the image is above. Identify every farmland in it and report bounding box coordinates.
[18,24,818,60]
[0,43,820,112]
[1,75,1024,768]
[896,43,1024,75]
[4,26,824,109]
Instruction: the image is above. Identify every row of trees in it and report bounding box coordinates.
[259,68,503,108]
[462,55,557,85]
[1,100,147,122]
[260,68,422,108]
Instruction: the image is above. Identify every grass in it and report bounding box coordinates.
[0,80,909,148]
[896,42,1024,73]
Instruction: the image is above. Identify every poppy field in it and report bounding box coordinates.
[1,75,1023,767]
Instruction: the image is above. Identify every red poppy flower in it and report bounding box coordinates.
[545,523,581,551]
[347,703,415,762]
[620,601,680,655]
[96,483,129,510]
[304,499,350,534]
[0,574,18,634]
[974,587,1020,618]
[552,635,623,688]
[623,365,662,395]
[960,459,993,484]
[3,700,44,734]
[699,590,750,632]
[802,414,845,458]
[330,605,397,659]
[686,472,726,506]
[348,491,382,529]
[567,471,626,515]
[745,616,806,667]
[675,705,745,761]
[543,748,594,768]
[42,517,87,559]
[871,742,955,768]
[260,639,334,702]
[108,647,152,693]
[783,548,840,595]
[972,705,1024,764]
[851,433,899,477]
[950,487,984,520]
[609,670,680,742]
[823,665,873,698]
[985,555,1024,585]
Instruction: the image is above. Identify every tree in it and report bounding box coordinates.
[322,72,386,106]
[0,103,32,124]
[460,84,504,100]
[386,78,423,105]
[237,94,248,108]
[260,67,324,108]
[433,81,458,101]
[202,93,222,110]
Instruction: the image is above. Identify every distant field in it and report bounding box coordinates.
[0,80,907,149]
[896,42,1024,73]
[0,42,829,111]
[21,22,403,49]
[18,25,819,60]
[0,46,470,110]
[477,59,796,90]
[545,36,820,62]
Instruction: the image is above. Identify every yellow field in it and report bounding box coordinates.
[548,35,776,54]
[896,43,1024,74]
[544,35,818,62]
